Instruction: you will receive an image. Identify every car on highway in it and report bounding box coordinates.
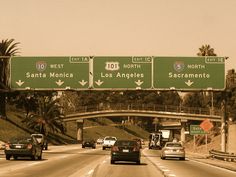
[160,142,185,160]
[102,136,117,150]
[96,137,104,144]
[4,136,43,160]
[31,133,48,150]
[110,139,141,164]
[82,139,96,149]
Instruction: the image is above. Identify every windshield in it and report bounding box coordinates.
[105,137,116,141]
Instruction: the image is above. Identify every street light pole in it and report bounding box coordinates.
[221,91,227,152]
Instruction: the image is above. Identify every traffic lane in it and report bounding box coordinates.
[92,150,163,177]
[143,148,236,177]
[0,144,90,165]
[0,145,108,177]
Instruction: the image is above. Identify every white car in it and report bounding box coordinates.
[102,136,117,150]
[160,142,185,160]
[96,137,104,144]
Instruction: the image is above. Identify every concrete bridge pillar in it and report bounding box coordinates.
[76,119,84,143]
[180,121,186,143]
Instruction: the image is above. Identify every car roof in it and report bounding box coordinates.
[104,136,116,138]
[116,139,136,142]
[31,134,44,136]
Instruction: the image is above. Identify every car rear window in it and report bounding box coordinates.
[33,135,43,138]
[105,137,116,141]
[10,137,32,144]
[115,141,137,146]
[166,143,182,147]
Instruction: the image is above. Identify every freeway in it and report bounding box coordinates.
[0,144,235,177]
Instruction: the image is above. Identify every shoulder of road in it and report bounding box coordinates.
[186,151,236,172]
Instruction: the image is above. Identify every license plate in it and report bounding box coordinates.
[15,145,21,148]
[123,149,129,152]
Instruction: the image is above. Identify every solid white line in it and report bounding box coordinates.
[190,159,236,174]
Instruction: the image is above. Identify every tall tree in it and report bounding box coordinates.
[22,94,65,135]
[197,44,217,56]
[0,39,20,117]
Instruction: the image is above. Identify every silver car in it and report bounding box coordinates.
[160,142,185,160]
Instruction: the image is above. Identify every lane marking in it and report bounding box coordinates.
[88,169,94,175]
[190,159,236,174]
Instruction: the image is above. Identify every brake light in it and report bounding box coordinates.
[27,144,33,149]
[111,146,119,152]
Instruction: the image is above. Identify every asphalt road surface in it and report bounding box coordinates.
[0,144,235,177]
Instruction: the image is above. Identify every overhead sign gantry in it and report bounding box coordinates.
[10,56,225,90]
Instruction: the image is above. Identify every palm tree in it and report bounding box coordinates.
[197,44,217,113]
[0,39,20,117]
[22,96,66,135]
[197,44,217,56]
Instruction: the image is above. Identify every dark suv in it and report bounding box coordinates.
[82,139,96,149]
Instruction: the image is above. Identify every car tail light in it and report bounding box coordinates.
[111,146,119,152]
[27,144,33,149]
[178,149,185,152]
[133,146,139,152]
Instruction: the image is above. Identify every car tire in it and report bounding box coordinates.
[6,155,11,160]
[13,156,18,160]
[136,160,140,165]
[111,160,115,164]
[180,157,185,160]
[82,145,85,148]
[31,151,37,160]
[38,155,42,160]
[102,147,105,150]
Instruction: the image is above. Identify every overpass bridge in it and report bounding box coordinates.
[64,104,222,122]
[64,104,223,144]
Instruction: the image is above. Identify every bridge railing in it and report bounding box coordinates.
[74,104,222,116]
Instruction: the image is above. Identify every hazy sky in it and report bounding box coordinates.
[1,0,235,71]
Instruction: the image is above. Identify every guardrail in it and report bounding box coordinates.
[209,149,236,162]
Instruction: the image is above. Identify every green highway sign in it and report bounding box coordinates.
[10,56,226,91]
[10,56,89,90]
[153,57,225,90]
[190,125,207,135]
[93,56,152,89]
